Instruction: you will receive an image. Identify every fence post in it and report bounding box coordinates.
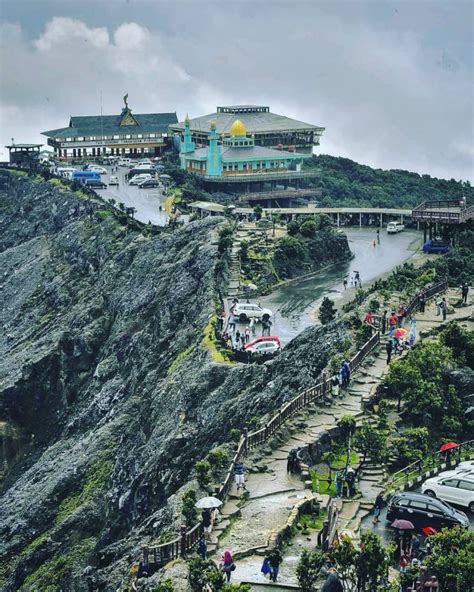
[243,427,249,455]
[180,524,187,557]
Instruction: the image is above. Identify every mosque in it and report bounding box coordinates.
[179,117,316,193]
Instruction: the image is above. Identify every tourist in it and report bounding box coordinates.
[220,550,235,582]
[397,304,406,327]
[331,373,340,398]
[240,333,246,349]
[217,312,225,333]
[461,282,469,304]
[372,492,384,524]
[228,315,236,333]
[230,297,239,313]
[234,461,246,490]
[386,339,393,364]
[267,548,283,582]
[364,310,373,325]
[250,317,256,337]
[436,299,441,316]
[389,311,398,334]
[376,229,380,244]
[201,508,212,539]
[440,297,448,321]
[197,537,208,560]
[321,567,343,592]
[340,360,351,388]
[261,557,272,579]
[419,292,426,313]
[245,327,250,343]
[343,278,348,290]
[335,471,343,498]
[345,467,356,496]
[235,330,241,347]
[410,533,421,559]
[287,447,302,473]
[381,310,388,333]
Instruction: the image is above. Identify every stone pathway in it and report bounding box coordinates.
[213,288,472,588]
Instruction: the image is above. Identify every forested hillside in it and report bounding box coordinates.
[305,154,473,208]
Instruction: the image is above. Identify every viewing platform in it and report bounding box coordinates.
[412,199,474,224]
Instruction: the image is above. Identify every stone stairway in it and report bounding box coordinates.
[228,242,241,299]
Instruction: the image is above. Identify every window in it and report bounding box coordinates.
[408,501,427,510]
[78,137,84,141]
[458,481,474,491]
[426,504,443,515]
[441,479,460,488]
[113,135,119,140]
[66,137,72,142]
[137,134,142,138]
[150,133,156,138]
[125,134,131,139]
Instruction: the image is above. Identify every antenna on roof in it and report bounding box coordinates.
[100,91,104,156]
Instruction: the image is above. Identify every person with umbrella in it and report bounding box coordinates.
[195,496,223,539]
[440,441,458,464]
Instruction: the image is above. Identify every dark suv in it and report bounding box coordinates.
[387,492,469,530]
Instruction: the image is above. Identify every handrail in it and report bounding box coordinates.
[386,439,474,492]
[142,276,449,566]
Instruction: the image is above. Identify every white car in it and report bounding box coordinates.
[87,165,107,175]
[118,158,132,167]
[129,173,152,186]
[232,302,272,322]
[387,221,405,234]
[56,167,77,179]
[245,336,281,356]
[108,175,119,186]
[422,472,474,513]
[456,460,474,472]
[138,159,152,165]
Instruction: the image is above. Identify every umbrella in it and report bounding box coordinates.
[195,496,223,509]
[391,519,414,530]
[440,442,458,452]
[422,526,437,537]
[393,328,408,338]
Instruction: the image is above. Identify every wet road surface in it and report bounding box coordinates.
[257,228,422,345]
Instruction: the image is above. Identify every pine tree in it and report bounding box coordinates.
[319,297,336,324]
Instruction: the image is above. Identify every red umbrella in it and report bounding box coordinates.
[393,328,408,338]
[422,526,437,537]
[391,519,414,530]
[439,442,458,452]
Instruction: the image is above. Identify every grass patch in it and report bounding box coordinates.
[298,509,328,533]
[168,343,196,376]
[311,470,336,496]
[5,169,27,177]
[21,530,51,557]
[20,537,96,592]
[202,315,235,364]
[56,456,113,524]
[95,209,113,219]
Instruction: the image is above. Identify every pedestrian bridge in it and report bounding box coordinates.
[189,201,412,227]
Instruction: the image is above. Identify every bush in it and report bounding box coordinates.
[206,448,228,479]
[296,548,326,591]
[390,427,429,467]
[300,219,317,237]
[195,460,211,489]
[319,296,336,324]
[182,489,197,526]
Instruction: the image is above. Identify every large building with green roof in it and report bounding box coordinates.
[170,105,324,154]
[42,97,177,159]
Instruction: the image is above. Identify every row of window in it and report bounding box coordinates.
[64,133,162,142]
[222,161,287,171]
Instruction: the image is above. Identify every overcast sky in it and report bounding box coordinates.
[1,0,473,181]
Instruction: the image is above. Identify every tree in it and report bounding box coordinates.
[300,219,317,237]
[151,579,175,592]
[427,527,474,592]
[287,220,301,236]
[338,415,356,469]
[390,427,429,467]
[188,558,224,592]
[206,448,228,480]
[195,459,211,488]
[353,421,387,474]
[296,548,325,591]
[253,205,263,220]
[181,489,197,526]
[319,297,336,324]
[239,240,249,261]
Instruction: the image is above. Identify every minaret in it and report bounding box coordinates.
[181,114,195,154]
[206,120,222,176]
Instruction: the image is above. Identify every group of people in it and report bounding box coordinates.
[343,270,362,291]
[331,360,351,396]
[397,533,439,591]
[287,446,303,473]
[261,548,283,582]
[335,466,357,497]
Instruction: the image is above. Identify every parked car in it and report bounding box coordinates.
[456,460,474,471]
[129,173,152,186]
[232,302,272,322]
[153,163,166,171]
[86,165,107,175]
[422,239,450,254]
[127,168,156,180]
[244,336,281,356]
[118,158,132,167]
[108,175,119,186]
[138,178,160,188]
[72,170,100,184]
[386,492,469,530]
[85,179,107,189]
[422,473,474,513]
[387,221,405,234]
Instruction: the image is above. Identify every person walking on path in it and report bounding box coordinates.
[220,550,235,582]
[381,310,387,334]
[197,537,208,560]
[267,548,283,582]
[244,327,250,343]
[389,312,398,334]
[335,471,343,498]
[321,567,343,592]
[201,509,212,539]
[386,339,393,365]
[235,330,241,348]
[340,360,351,388]
[228,315,236,333]
[373,492,384,524]
[419,292,426,313]
[461,282,469,304]
[440,297,448,321]
[364,310,373,325]
[345,467,356,496]
[234,461,246,490]
[343,278,348,290]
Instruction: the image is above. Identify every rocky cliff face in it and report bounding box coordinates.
[0,175,347,591]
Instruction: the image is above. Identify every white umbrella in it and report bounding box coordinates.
[195,496,223,509]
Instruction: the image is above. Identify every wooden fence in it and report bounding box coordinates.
[142,276,449,566]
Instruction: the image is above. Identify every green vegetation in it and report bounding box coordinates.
[390,427,429,467]
[56,455,113,524]
[194,459,211,489]
[426,527,474,591]
[168,343,196,376]
[304,154,472,209]
[206,448,228,479]
[188,557,250,592]
[181,489,198,526]
[21,530,51,557]
[353,420,388,472]
[202,314,234,364]
[150,579,175,592]
[20,537,96,592]
[383,331,473,442]
[296,548,326,591]
[319,296,337,324]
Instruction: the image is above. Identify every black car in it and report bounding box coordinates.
[85,179,107,189]
[386,492,469,531]
[138,179,160,188]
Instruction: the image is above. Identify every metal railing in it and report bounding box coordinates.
[386,440,474,492]
[142,276,449,566]
[412,200,473,224]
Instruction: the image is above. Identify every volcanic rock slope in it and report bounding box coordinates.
[0,175,347,591]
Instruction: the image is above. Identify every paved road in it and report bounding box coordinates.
[96,165,169,226]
